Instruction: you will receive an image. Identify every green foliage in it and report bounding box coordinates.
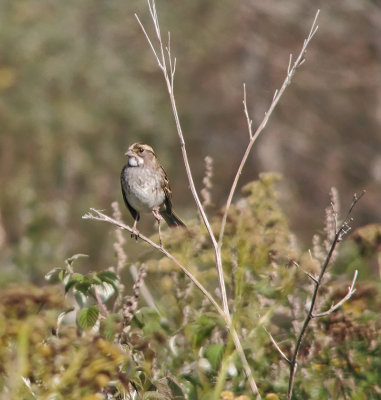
[0,285,130,399]
[0,175,380,399]
[77,305,100,330]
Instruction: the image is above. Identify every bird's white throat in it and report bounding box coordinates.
[128,157,143,167]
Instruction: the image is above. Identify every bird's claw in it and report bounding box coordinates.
[131,221,139,240]
[152,208,163,223]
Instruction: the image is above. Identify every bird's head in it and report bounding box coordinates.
[125,143,156,167]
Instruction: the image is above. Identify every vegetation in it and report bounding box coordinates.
[0,1,380,399]
[1,174,380,399]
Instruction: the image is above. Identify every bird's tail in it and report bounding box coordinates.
[160,209,186,228]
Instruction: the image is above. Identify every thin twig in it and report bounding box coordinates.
[137,3,230,319]
[83,208,261,398]
[291,260,318,284]
[263,326,291,364]
[83,208,223,317]
[135,3,264,395]
[312,270,358,318]
[243,83,253,139]
[136,0,231,333]
[218,10,320,248]
[287,192,364,400]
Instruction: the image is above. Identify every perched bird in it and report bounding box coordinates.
[121,143,186,237]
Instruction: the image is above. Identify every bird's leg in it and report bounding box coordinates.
[131,218,139,240]
[152,208,163,247]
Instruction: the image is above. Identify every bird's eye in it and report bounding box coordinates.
[139,148,144,153]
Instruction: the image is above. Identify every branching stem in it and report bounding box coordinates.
[218,10,320,248]
[287,191,364,400]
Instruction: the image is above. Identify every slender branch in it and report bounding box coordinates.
[136,0,230,325]
[83,208,261,397]
[263,326,291,364]
[312,270,358,318]
[136,3,255,392]
[291,260,318,284]
[83,209,223,317]
[243,83,253,139]
[230,329,261,398]
[287,192,364,400]
[133,4,321,397]
[218,10,320,248]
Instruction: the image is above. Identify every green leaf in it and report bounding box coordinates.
[45,267,68,282]
[74,290,87,308]
[204,343,225,370]
[77,305,99,330]
[57,307,75,332]
[74,281,93,295]
[64,273,85,293]
[94,282,117,303]
[96,271,119,295]
[96,270,119,282]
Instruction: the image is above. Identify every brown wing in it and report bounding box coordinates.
[160,165,173,214]
[158,165,186,228]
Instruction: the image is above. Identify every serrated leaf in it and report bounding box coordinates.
[45,267,68,282]
[94,282,117,303]
[97,270,119,282]
[57,307,75,332]
[74,290,87,308]
[77,305,99,330]
[89,272,102,285]
[65,273,85,293]
[204,343,225,370]
[74,281,93,295]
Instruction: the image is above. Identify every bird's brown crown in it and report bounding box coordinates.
[129,143,155,155]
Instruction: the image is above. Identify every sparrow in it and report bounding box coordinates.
[120,143,186,237]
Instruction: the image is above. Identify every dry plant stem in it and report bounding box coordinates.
[135,3,262,396]
[312,270,358,318]
[263,326,290,364]
[83,208,261,398]
[218,10,320,248]
[135,1,229,319]
[291,260,318,284]
[130,263,159,312]
[83,208,223,317]
[287,192,364,400]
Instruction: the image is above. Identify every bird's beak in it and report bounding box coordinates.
[125,149,135,157]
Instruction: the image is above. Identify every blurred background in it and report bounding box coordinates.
[0,0,380,283]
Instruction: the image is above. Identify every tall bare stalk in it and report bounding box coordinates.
[135,1,261,395]
[85,3,320,397]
